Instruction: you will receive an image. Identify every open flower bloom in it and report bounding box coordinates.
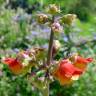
[72,55,93,70]
[3,57,34,75]
[3,58,23,75]
[2,48,46,75]
[2,51,34,75]
[53,59,86,85]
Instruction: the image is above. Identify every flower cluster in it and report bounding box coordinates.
[37,4,76,35]
[3,52,92,86]
[1,4,94,95]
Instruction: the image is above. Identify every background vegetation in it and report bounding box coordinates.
[0,0,96,96]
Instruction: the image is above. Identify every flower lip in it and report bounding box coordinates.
[3,57,23,75]
[75,56,93,64]
[59,59,83,78]
[86,58,93,63]
[2,58,15,65]
[3,58,20,67]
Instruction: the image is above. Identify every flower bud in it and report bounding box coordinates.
[17,51,31,66]
[60,14,77,26]
[51,22,62,33]
[37,14,48,24]
[47,4,60,14]
[53,40,61,50]
[52,40,61,57]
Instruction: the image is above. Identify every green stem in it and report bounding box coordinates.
[41,84,49,96]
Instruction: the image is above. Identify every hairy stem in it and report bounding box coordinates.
[44,16,54,96]
[47,29,54,65]
[47,16,54,66]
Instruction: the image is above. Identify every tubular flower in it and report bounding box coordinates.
[53,59,83,85]
[71,55,93,70]
[2,48,46,75]
[3,58,23,75]
[2,51,34,75]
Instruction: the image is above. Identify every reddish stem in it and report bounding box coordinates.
[47,16,54,66]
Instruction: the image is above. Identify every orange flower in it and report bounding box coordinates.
[54,68,73,85]
[2,49,42,75]
[53,59,83,85]
[73,55,93,70]
[3,58,23,75]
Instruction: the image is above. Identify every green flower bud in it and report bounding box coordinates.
[47,4,60,14]
[60,14,77,26]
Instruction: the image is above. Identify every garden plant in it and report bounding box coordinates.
[1,4,93,96]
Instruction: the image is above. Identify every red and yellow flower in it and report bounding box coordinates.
[71,54,93,70]
[2,51,33,75]
[53,55,93,85]
[3,58,23,75]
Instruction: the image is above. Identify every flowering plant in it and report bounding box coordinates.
[2,4,93,96]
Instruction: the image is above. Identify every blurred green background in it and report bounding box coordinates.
[0,0,96,96]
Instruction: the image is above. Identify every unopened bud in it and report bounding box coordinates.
[51,22,62,33]
[37,14,48,24]
[69,53,78,62]
[52,40,61,57]
[16,51,31,67]
[60,14,77,26]
[47,4,60,14]
[53,40,61,50]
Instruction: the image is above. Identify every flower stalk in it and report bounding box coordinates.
[44,16,54,96]
[47,16,54,66]
[41,83,49,96]
[47,28,54,66]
